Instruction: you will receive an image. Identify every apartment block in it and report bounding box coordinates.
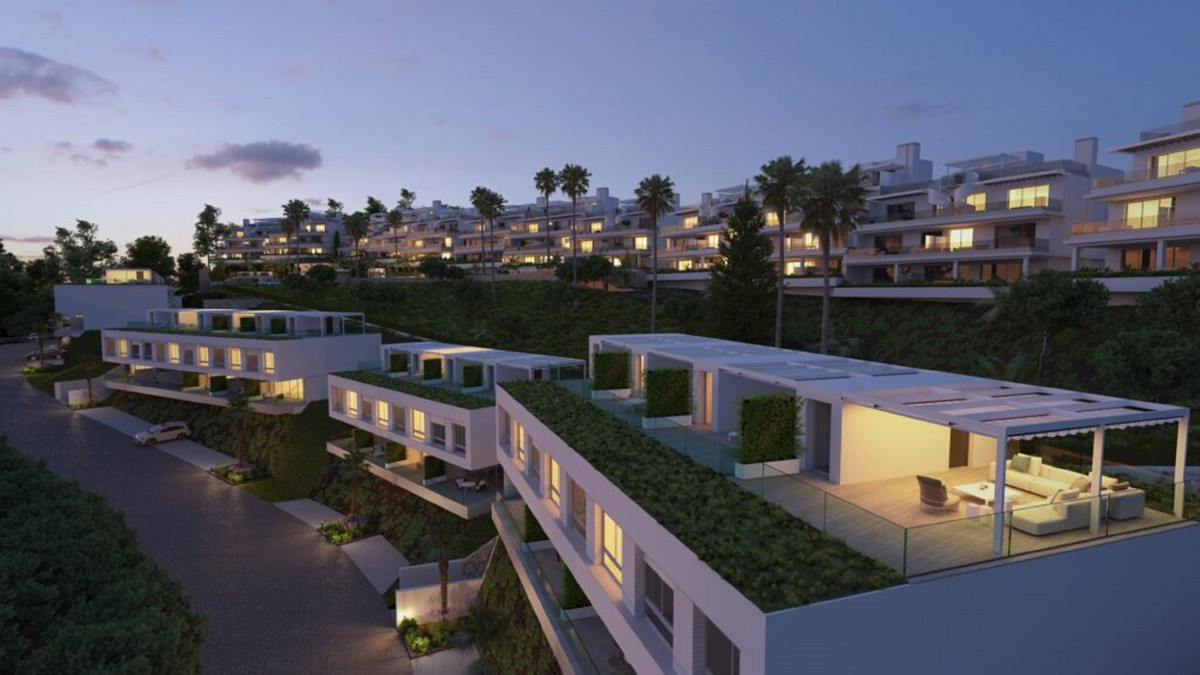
[100,309,380,414]
[1067,101,1200,273]
[217,214,344,270]
[54,267,180,332]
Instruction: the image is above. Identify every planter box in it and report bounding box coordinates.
[561,605,598,622]
[422,475,448,487]
[734,458,801,480]
[592,388,631,400]
[461,385,488,394]
[641,414,692,430]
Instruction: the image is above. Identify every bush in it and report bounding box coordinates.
[418,257,465,280]
[560,564,590,609]
[386,441,407,464]
[182,371,199,388]
[389,352,409,373]
[239,316,256,332]
[243,379,261,396]
[398,617,418,639]
[306,264,338,284]
[282,273,312,291]
[523,504,548,542]
[209,375,227,392]
[738,394,799,464]
[592,351,630,390]
[63,330,102,367]
[353,428,374,449]
[478,541,562,675]
[269,317,287,334]
[644,368,691,418]
[496,312,528,342]
[0,438,207,669]
[423,358,443,381]
[424,455,446,480]
[462,364,483,388]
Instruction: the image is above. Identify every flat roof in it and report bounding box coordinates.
[149,308,364,319]
[387,341,583,371]
[591,334,1187,438]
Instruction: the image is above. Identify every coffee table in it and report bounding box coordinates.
[952,481,1023,508]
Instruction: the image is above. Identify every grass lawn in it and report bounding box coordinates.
[240,477,310,502]
[24,362,118,395]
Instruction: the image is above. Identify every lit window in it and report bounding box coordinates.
[412,409,426,441]
[948,228,974,251]
[682,215,699,229]
[765,211,780,226]
[548,456,561,506]
[229,348,242,371]
[706,234,720,249]
[590,221,604,233]
[1151,148,1200,178]
[677,260,693,271]
[528,223,539,234]
[443,237,453,247]
[514,424,526,465]
[168,342,180,364]
[198,346,210,367]
[580,240,594,253]
[315,224,326,233]
[601,510,623,584]
[1124,198,1174,229]
[966,192,986,211]
[377,400,389,428]
[561,236,570,248]
[346,390,359,417]
[634,236,648,250]
[117,339,129,358]
[263,351,275,374]
[1007,185,1049,209]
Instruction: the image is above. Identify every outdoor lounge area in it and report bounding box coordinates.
[103,368,308,414]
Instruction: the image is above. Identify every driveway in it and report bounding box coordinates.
[0,344,410,675]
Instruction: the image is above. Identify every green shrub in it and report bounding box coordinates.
[423,358,443,381]
[353,428,374,449]
[560,564,590,609]
[211,315,230,331]
[269,317,287,334]
[0,438,207,669]
[462,364,484,388]
[592,351,630,390]
[182,371,199,388]
[523,504,548,542]
[738,394,799,464]
[63,330,102,366]
[243,379,261,396]
[306,264,338,284]
[478,541,561,674]
[398,616,418,638]
[386,441,407,464]
[239,316,256,332]
[644,368,691,418]
[209,375,228,392]
[389,352,409,373]
[333,370,492,410]
[424,455,446,480]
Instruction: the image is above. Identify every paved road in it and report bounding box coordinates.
[0,344,410,675]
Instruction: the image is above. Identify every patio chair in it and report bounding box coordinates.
[917,475,961,512]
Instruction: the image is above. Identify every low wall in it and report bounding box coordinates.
[394,559,484,625]
[54,378,110,406]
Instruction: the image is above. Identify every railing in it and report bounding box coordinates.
[847,238,1049,257]
[1091,164,1200,189]
[865,198,1062,224]
[1071,214,1200,235]
[1137,118,1200,141]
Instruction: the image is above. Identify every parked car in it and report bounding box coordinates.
[134,422,191,446]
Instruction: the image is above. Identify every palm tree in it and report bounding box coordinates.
[755,156,808,347]
[80,352,102,405]
[533,168,560,264]
[792,160,865,354]
[32,318,50,367]
[386,209,403,259]
[281,199,311,273]
[340,443,372,524]
[456,600,506,674]
[420,525,461,618]
[324,198,343,222]
[635,174,676,333]
[226,390,253,469]
[343,211,371,277]
[469,187,507,309]
[558,164,591,283]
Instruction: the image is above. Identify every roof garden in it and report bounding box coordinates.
[501,380,904,611]
[333,370,493,410]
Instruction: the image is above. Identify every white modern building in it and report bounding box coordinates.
[326,341,583,517]
[217,214,344,270]
[493,333,1194,674]
[100,309,380,414]
[1067,101,1200,275]
[54,267,180,332]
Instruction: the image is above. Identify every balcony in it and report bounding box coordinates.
[847,238,1050,258]
[865,198,1062,225]
[1071,214,1200,236]
[1091,165,1200,190]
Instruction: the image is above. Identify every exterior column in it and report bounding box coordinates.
[1020,257,1030,278]
[558,477,573,530]
[1155,240,1167,270]
[992,434,1008,554]
[1176,416,1190,517]
[1090,426,1105,534]
[1070,246,1080,271]
[891,262,900,282]
[672,592,699,674]
[621,537,642,616]
[951,260,960,280]
[586,497,600,564]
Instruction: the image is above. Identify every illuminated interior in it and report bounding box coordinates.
[1007,185,1049,209]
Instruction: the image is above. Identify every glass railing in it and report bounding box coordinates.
[1071,214,1200,235]
[328,434,497,507]
[1091,164,1200,189]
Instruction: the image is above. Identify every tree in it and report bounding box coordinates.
[469,186,507,309]
[365,196,387,216]
[281,199,311,273]
[990,270,1109,384]
[325,198,343,222]
[226,390,254,469]
[420,525,463,618]
[54,220,118,282]
[386,209,404,258]
[340,444,372,524]
[534,168,561,263]
[306,264,337,284]
[708,192,777,344]
[122,235,175,280]
[80,352,102,405]
[1133,269,1200,334]
[192,204,230,270]
[559,164,591,284]
[342,211,371,276]
[793,160,865,354]
[456,600,507,673]
[755,156,808,347]
[1095,328,1200,404]
[396,189,416,211]
[175,253,203,294]
[635,173,675,333]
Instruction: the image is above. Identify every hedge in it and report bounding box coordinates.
[386,441,407,464]
[644,368,691,418]
[333,370,493,410]
[591,351,629,390]
[523,504,548,543]
[269,317,287,334]
[209,375,227,392]
[560,564,590,610]
[353,428,375,449]
[462,364,484,389]
[424,455,446,480]
[243,379,261,397]
[389,352,409,373]
[0,439,207,671]
[182,371,199,388]
[738,394,799,463]
[211,315,229,331]
[239,316,256,332]
[500,381,903,610]
[423,358,443,381]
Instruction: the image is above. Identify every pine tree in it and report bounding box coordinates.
[707,193,777,344]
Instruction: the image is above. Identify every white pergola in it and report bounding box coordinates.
[387,341,584,379]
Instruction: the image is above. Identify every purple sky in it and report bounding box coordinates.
[2,0,1198,260]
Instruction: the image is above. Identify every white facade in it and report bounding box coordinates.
[217,215,344,269]
[54,268,179,332]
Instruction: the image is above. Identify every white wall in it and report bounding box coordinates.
[764,526,1200,674]
[54,284,178,331]
[837,403,950,484]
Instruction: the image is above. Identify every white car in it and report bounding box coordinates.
[134,422,191,446]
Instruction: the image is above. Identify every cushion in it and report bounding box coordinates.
[1028,456,1044,476]
[1052,489,1080,503]
[1110,481,1129,492]
[1011,454,1032,473]
[1070,475,1092,492]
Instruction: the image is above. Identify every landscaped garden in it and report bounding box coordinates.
[477,540,563,675]
[0,438,207,671]
[333,369,493,409]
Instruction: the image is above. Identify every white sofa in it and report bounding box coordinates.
[989,455,1147,535]
[989,457,1117,498]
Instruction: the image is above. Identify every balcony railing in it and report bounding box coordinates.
[847,238,1049,257]
[1071,214,1200,236]
[866,198,1062,224]
[1091,165,1200,189]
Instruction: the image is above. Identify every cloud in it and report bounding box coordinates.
[1,234,55,244]
[488,126,514,141]
[184,140,322,183]
[81,174,171,200]
[382,54,420,74]
[120,44,167,63]
[883,100,962,122]
[48,138,134,167]
[0,146,11,153]
[0,47,117,104]
[38,9,63,29]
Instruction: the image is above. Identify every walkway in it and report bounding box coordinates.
[0,344,410,675]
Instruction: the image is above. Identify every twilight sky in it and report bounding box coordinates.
[2,0,1198,260]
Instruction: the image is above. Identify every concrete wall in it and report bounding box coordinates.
[394,560,484,625]
[54,284,178,331]
[764,526,1200,674]
[54,377,110,406]
[837,403,950,484]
